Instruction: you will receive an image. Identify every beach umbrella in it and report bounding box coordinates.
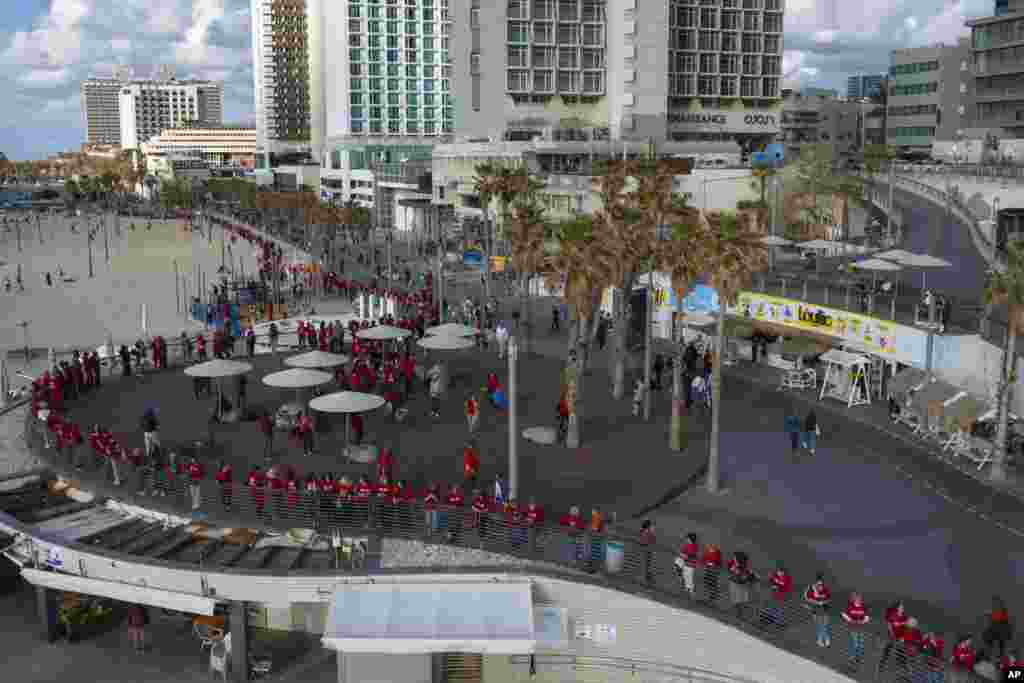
[262,368,334,411]
[285,350,350,369]
[309,391,386,460]
[425,323,480,337]
[417,335,475,351]
[356,325,412,341]
[184,359,253,422]
[900,252,952,290]
[852,257,902,288]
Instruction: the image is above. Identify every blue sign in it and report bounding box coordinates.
[751,143,785,169]
[677,284,721,314]
[462,250,483,267]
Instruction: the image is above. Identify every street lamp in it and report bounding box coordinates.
[508,336,519,502]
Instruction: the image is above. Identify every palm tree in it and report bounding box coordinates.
[506,168,548,355]
[698,209,768,493]
[545,215,610,448]
[985,241,1024,481]
[473,162,504,299]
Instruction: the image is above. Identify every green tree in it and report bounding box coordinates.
[64,178,80,200]
[506,167,548,355]
[784,143,865,239]
[985,241,1024,481]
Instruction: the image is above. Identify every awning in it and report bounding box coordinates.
[20,568,217,616]
[322,582,535,655]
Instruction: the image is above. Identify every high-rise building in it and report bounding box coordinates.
[252,0,321,167]
[81,78,126,146]
[118,80,224,149]
[995,0,1009,16]
[846,74,884,100]
[887,40,972,152]
[82,76,223,149]
[969,7,1024,136]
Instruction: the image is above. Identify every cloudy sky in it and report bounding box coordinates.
[0,0,994,160]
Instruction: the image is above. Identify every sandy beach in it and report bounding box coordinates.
[0,214,264,359]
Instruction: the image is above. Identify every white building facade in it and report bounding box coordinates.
[140,127,257,169]
[117,80,224,149]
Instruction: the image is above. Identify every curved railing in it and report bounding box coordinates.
[506,655,767,683]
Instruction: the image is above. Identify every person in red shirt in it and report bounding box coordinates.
[1000,648,1022,677]
[186,457,205,511]
[295,411,314,457]
[354,475,373,526]
[423,483,441,534]
[702,543,723,602]
[841,591,871,666]
[376,448,396,483]
[949,636,976,683]
[268,466,286,519]
[286,472,301,514]
[469,489,489,533]
[400,353,416,396]
[444,484,465,542]
[247,467,267,517]
[674,533,700,595]
[726,551,756,615]
[350,413,364,445]
[803,574,833,648]
[196,333,207,361]
[880,601,910,673]
[257,410,274,464]
[215,461,233,510]
[462,440,481,484]
[559,505,585,564]
[764,564,793,629]
[465,394,480,434]
[920,630,945,683]
[896,617,922,678]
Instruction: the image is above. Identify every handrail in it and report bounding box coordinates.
[508,655,765,683]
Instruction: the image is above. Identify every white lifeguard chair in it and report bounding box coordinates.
[819,349,872,408]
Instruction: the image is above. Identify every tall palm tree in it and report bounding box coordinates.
[698,209,768,493]
[507,168,548,355]
[545,215,610,448]
[473,162,504,299]
[985,241,1024,482]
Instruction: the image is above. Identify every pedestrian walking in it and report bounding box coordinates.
[551,304,560,332]
[126,604,149,653]
[879,600,909,673]
[140,408,160,459]
[802,410,820,455]
[841,592,871,670]
[632,378,645,417]
[187,457,205,510]
[463,440,480,485]
[982,596,1013,660]
[257,410,274,464]
[465,393,480,433]
[674,532,700,595]
[215,461,233,510]
[784,412,801,455]
[804,573,833,648]
[246,326,256,357]
[427,364,444,419]
[560,505,585,564]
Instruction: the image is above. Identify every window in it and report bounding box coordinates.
[558,70,579,92]
[422,22,434,34]
[534,22,554,43]
[406,78,417,90]
[534,0,554,19]
[677,7,697,26]
[721,10,738,29]
[406,49,417,61]
[370,6,381,18]
[698,75,716,95]
[370,92,382,104]
[700,8,716,28]
[387,35,399,47]
[370,78,384,90]
[559,0,578,19]
[351,63,364,76]
[763,13,781,32]
[389,121,400,133]
[407,107,419,119]
[387,20,399,33]
[388,78,400,90]
[721,32,737,51]
[741,33,760,53]
[424,93,435,105]
[558,23,579,44]
[742,55,758,74]
[388,106,402,118]
[471,52,481,73]
[352,120,364,133]
[423,79,435,91]
[406,21,417,33]
[675,29,696,50]
[700,54,716,72]
[509,21,529,42]
[582,24,602,46]
[719,54,737,73]
[351,106,364,119]
[559,48,578,68]
[423,8,434,19]
[424,106,436,118]
[720,77,737,96]
[369,49,382,61]
[762,56,779,75]
[350,34,363,46]
[351,78,364,90]
[743,11,759,30]
[350,19,362,32]
[533,46,555,67]
[404,64,417,76]
[699,31,717,50]
[405,7,417,19]
[764,35,780,54]
[424,121,436,134]
[582,48,603,68]
[583,71,603,93]
[388,92,400,104]
[673,73,694,96]
[350,48,363,63]
[582,0,604,21]
[371,120,383,133]
[388,64,399,75]
[405,36,417,48]
[471,7,480,27]
[509,0,528,19]
[387,49,399,62]
[370,106,382,118]
[509,46,528,67]
[508,69,530,90]
[741,76,758,96]
[534,70,554,91]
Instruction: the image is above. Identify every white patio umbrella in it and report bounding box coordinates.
[285,350,350,369]
[425,322,480,337]
[356,325,411,341]
[309,391,386,460]
[902,252,952,290]
[184,359,254,422]
[417,335,476,351]
[875,249,918,264]
[852,257,903,288]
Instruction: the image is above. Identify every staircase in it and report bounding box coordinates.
[441,653,483,683]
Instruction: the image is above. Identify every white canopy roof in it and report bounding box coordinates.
[875,249,919,264]
[798,239,843,250]
[322,582,535,655]
[852,258,903,272]
[820,348,869,367]
[425,323,480,337]
[21,567,216,616]
[262,368,334,389]
[680,312,717,327]
[184,359,254,378]
[309,391,386,414]
[418,335,476,351]
[357,325,412,341]
[285,350,350,369]
[877,249,951,268]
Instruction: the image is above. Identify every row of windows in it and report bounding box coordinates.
[670,30,781,53]
[669,74,777,97]
[507,69,603,92]
[507,0,607,21]
[348,50,450,66]
[890,82,938,97]
[349,78,451,92]
[348,35,451,53]
[889,61,940,76]
[670,52,780,75]
[349,121,454,134]
[507,46,604,68]
[670,7,783,32]
[350,63,452,78]
[672,0,783,9]
[350,106,453,119]
[888,127,936,137]
[348,20,450,36]
[887,104,938,117]
[349,5,448,20]
[350,92,451,106]
[507,21,605,45]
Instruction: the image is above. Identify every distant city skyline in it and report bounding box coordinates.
[0,0,993,160]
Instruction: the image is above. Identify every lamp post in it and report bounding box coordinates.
[508,335,519,502]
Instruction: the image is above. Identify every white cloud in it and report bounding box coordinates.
[18,68,72,88]
[3,0,92,68]
[110,37,132,53]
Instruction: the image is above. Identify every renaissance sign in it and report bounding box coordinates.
[667,110,780,133]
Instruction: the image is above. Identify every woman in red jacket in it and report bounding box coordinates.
[841,592,870,667]
[764,564,792,629]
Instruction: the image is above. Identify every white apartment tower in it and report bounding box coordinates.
[252,0,324,166]
[118,80,224,149]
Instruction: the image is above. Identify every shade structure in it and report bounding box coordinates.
[418,335,476,351]
[852,258,903,272]
[262,368,334,389]
[357,325,412,341]
[902,253,952,268]
[321,582,535,655]
[184,359,254,379]
[309,391,386,415]
[680,312,717,327]
[760,235,792,246]
[798,239,843,250]
[875,249,919,264]
[425,323,480,337]
[285,350,350,369]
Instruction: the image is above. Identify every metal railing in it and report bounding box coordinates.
[507,655,766,683]
[24,403,993,683]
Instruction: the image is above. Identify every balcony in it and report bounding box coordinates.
[975,86,1024,100]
